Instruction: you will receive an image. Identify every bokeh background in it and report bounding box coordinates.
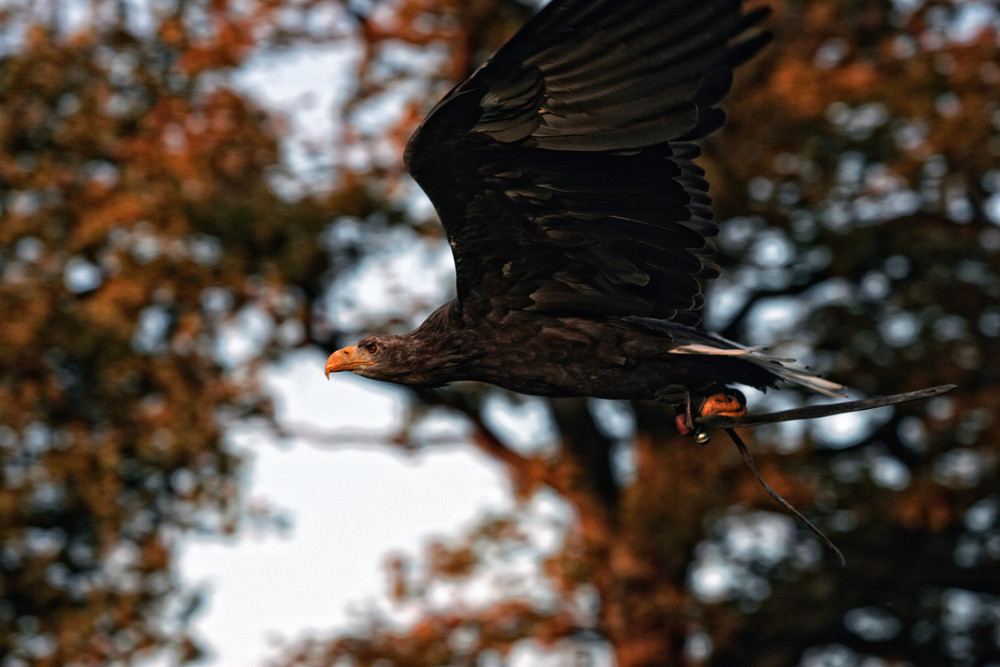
[1,0,1000,665]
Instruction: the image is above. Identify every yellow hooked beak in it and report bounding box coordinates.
[325,346,375,378]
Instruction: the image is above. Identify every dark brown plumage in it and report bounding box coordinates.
[326,0,845,410]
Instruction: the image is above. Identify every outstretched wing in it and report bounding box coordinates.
[404,0,769,324]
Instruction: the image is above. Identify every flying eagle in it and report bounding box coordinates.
[325,0,846,423]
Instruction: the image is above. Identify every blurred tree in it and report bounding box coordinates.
[0,1,341,663]
[2,0,999,666]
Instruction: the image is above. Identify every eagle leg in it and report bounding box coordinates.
[676,389,748,443]
[675,391,697,436]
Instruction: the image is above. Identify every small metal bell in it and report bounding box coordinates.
[694,430,711,445]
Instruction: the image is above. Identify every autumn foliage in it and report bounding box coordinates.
[1,0,999,665]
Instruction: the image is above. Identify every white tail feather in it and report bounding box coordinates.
[744,350,846,397]
[624,316,847,397]
[671,340,846,397]
[670,344,756,356]
[765,364,846,397]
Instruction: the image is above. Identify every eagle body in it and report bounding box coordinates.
[456,323,780,403]
[326,0,846,406]
[337,304,834,404]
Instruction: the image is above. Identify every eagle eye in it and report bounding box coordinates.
[364,342,380,355]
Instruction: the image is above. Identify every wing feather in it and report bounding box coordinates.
[404,0,770,324]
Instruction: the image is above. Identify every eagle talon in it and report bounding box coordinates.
[699,391,748,419]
